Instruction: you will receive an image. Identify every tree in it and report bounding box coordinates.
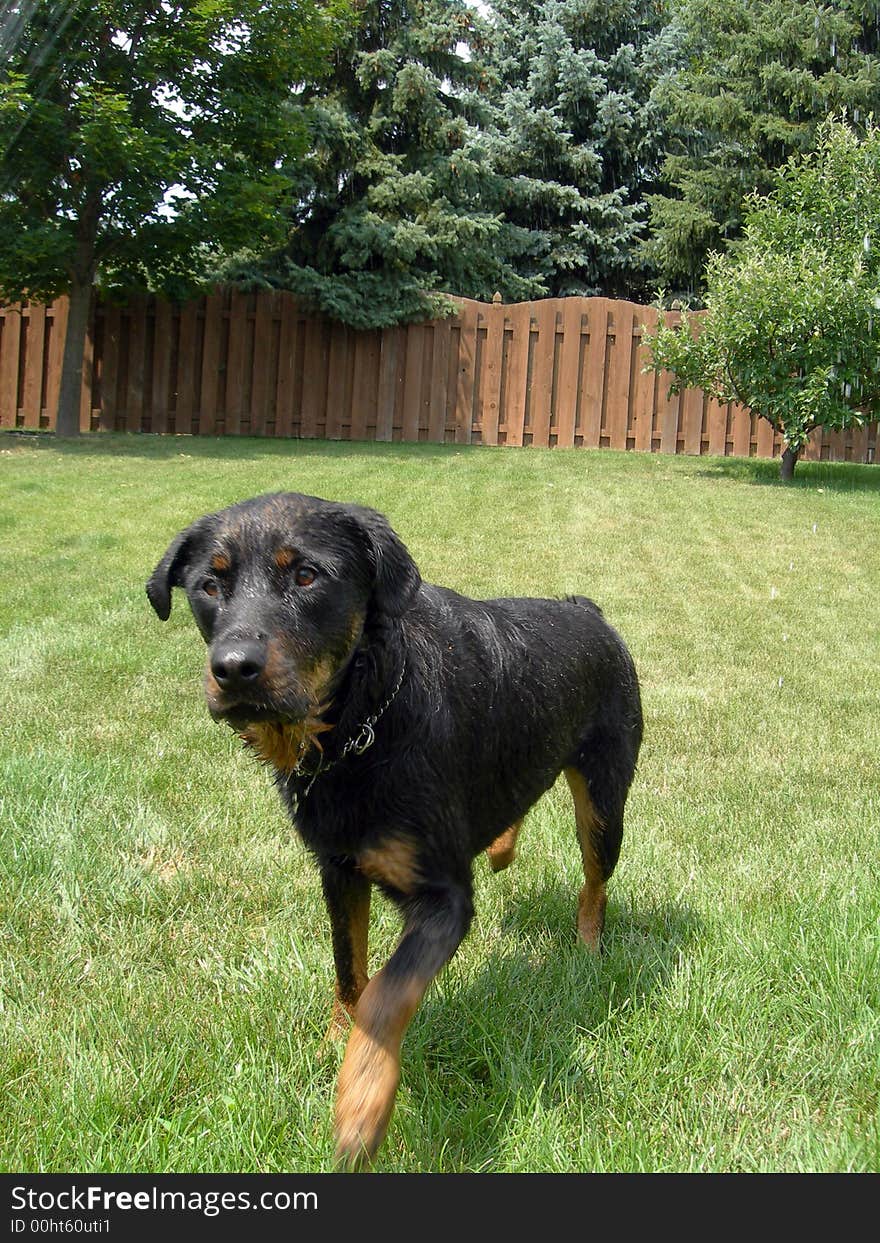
[645,118,880,479]
[0,0,348,435]
[229,0,544,329]
[483,0,674,300]
[644,0,880,299]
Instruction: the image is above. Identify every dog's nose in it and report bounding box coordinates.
[210,639,267,694]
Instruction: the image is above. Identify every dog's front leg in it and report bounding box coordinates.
[334,884,473,1168]
[320,860,372,1047]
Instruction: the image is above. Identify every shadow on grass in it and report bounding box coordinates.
[1,428,474,465]
[9,429,879,490]
[695,454,880,492]
[401,879,702,1171]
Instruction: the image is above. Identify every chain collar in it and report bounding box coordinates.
[288,659,406,807]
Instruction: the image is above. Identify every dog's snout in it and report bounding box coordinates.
[210,638,267,692]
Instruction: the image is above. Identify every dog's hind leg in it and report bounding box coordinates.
[334,882,473,1169]
[486,818,523,873]
[564,703,640,950]
[564,767,609,951]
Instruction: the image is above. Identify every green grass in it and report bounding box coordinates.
[1,431,879,1173]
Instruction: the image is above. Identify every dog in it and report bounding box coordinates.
[147,491,643,1167]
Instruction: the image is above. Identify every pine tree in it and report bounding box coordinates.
[237,0,543,328]
[645,0,880,299]
[482,0,673,299]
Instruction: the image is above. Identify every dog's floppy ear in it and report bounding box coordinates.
[345,505,421,618]
[146,516,213,620]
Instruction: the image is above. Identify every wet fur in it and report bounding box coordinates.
[147,492,643,1168]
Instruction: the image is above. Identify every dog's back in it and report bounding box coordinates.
[392,585,641,859]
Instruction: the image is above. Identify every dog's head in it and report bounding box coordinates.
[146,492,420,731]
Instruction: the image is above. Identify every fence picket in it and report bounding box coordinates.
[350,329,378,442]
[756,416,775,459]
[199,293,222,435]
[275,293,298,438]
[529,300,556,448]
[21,303,45,429]
[0,305,21,427]
[125,296,146,433]
[300,316,327,438]
[681,387,704,455]
[581,299,608,448]
[633,307,657,453]
[151,298,173,434]
[481,299,504,446]
[402,322,425,443]
[376,326,401,442]
[326,320,351,440]
[428,319,451,443]
[707,397,727,457]
[502,302,530,447]
[250,292,274,437]
[606,303,633,451]
[454,300,478,444]
[176,300,198,435]
[555,299,582,449]
[225,290,250,435]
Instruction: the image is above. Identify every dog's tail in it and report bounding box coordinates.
[565,593,604,617]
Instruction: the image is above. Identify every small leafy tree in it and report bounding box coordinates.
[0,0,348,435]
[646,118,880,479]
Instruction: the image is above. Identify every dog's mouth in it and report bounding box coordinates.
[204,671,314,730]
[208,694,333,739]
[203,659,337,742]
[209,701,294,729]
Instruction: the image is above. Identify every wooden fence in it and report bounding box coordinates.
[1,290,877,463]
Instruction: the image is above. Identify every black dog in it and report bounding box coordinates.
[147,492,643,1167]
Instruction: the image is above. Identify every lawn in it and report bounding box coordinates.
[1,431,878,1173]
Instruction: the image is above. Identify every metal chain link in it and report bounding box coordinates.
[291,659,407,803]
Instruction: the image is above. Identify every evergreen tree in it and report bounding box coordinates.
[484,0,673,300]
[645,0,880,299]
[237,0,543,328]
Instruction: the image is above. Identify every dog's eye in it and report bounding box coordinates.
[294,566,316,587]
[203,578,220,598]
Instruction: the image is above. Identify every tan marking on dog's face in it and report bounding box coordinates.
[358,838,420,895]
[204,665,223,712]
[261,636,296,699]
[259,638,338,705]
[334,968,426,1169]
[210,552,230,574]
[301,654,336,704]
[274,546,296,570]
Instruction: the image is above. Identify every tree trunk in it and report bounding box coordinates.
[780,444,799,480]
[55,277,92,437]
